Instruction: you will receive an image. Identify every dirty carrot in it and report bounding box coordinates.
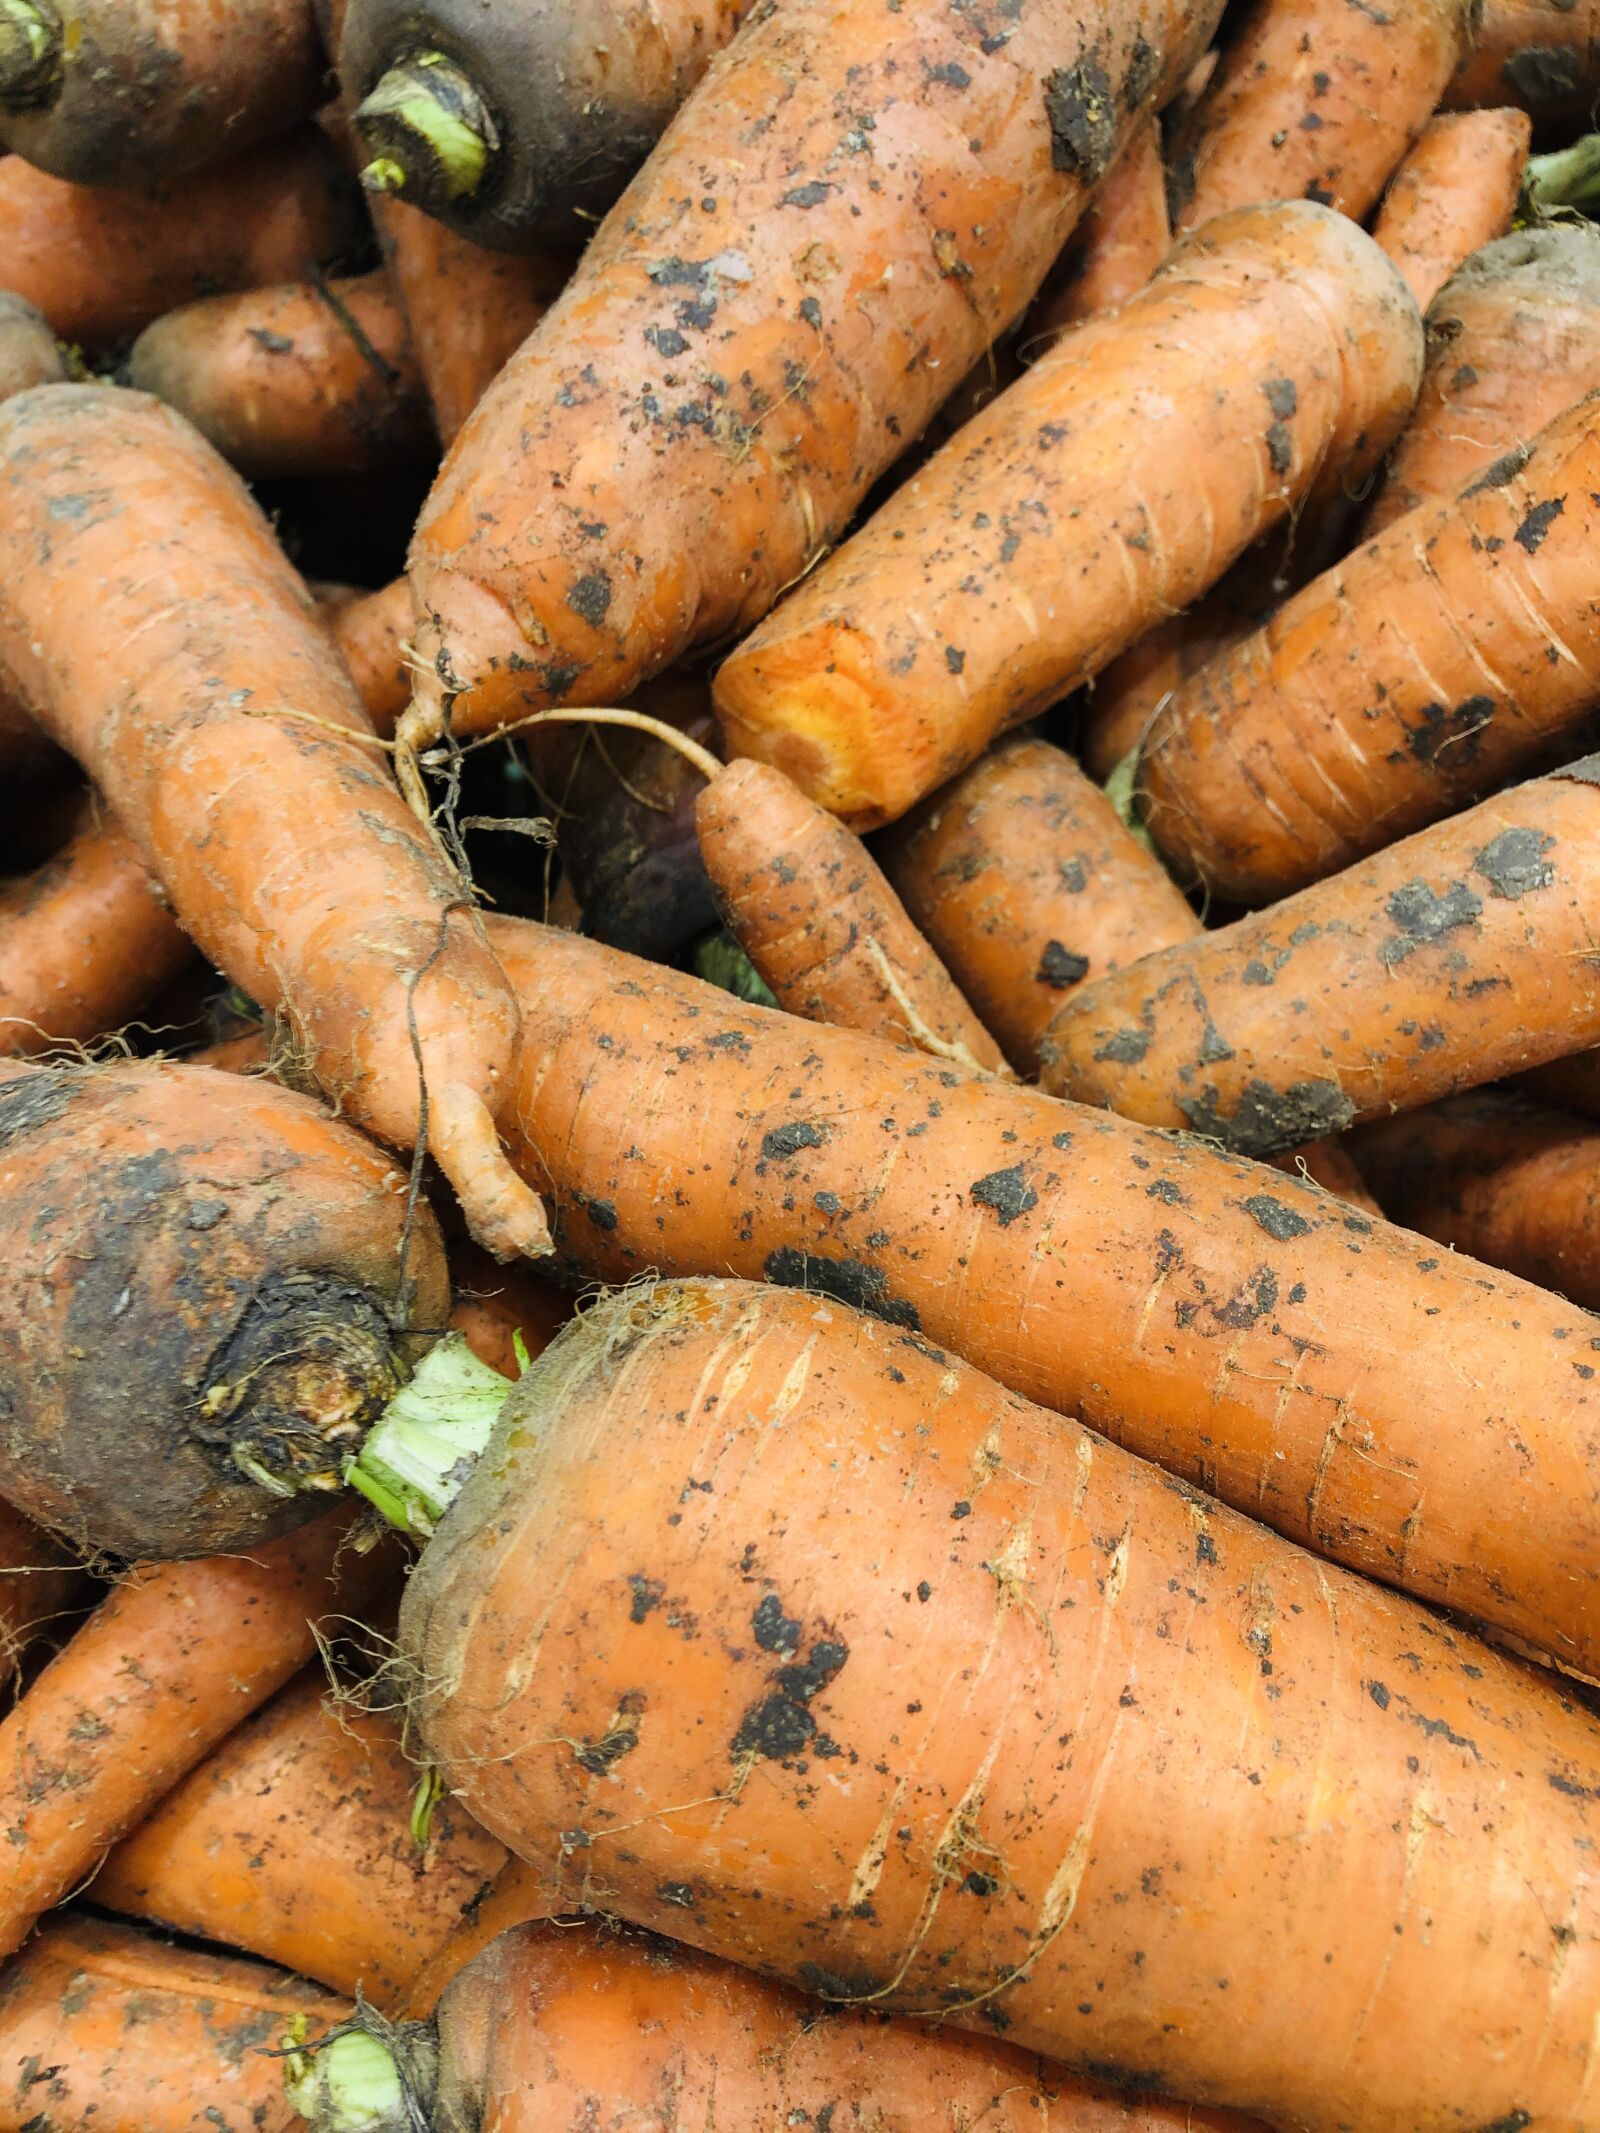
[95,1664,509,2007]
[0,1498,83,1700]
[128,271,434,480]
[0,1507,396,1962]
[484,913,1600,1673]
[0,1053,448,1558]
[1028,115,1171,337]
[400,0,1225,759]
[1039,758,1600,1162]
[395,1858,547,2019]
[444,1239,569,1379]
[1442,0,1600,126]
[1167,0,1476,233]
[1369,108,1532,310]
[0,128,363,348]
[0,288,62,400]
[696,756,1012,1075]
[0,1912,349,2133]
[1137,390,1600,901]
[381,1277,1600,2131]
[714,201,1420,827]
[0,385,550,1260]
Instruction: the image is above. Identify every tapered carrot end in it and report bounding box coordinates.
[430,1081,553,1260]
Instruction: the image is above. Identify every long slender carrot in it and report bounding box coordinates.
[127,270,434,480]
[0,129,363,348]
[714,201,1421,828]
[0,384,549,1261]
[696,757,1012,1075]
[391,1277,1600,2131]
[1369,109,1532,309]
[485,913,1600,1673]
[0,289,62,399]
[399,0,1226,758]
[1136,390,1600,902]
[1167,0,1476,233]
[0,1508,396,1962]
[1443,0,1600,124]
[0,1912,349,2133]
[0,1499,83,1701]
[395,1858,547,2019]
[1028,115,1171,336]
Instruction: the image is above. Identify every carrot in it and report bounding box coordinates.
[0,1498,84,1700]
[0,288,62,399]
[127,270,434,480]
[395,1858,546,2019]
[381,1277,1600,2131]
[0,129,363,349]
[1136,389,1600,903]
[0,0,324,188]
[399,0,1226,760]
[341,0,751,250]
[484,913,1600,1673]
[0,1507,395,1962]
[1028,116,1171,337]
[1038,757,1600,1169]
[94,1665,509,2006]
[0,385,550,1262]
[1443,0,1600,126]
[302,1918,1266,2133]
[445,1239,569,1379]
[0,1912,349,2133]
[714,200,1422,828]
[325,575,412,733]
[0,796,194,1056]
[1369,109,1532,310]
[0,1053,449,1558]
[696,757,1012,1076]
[1365,221,1600,534]
[1167,0,1476,235]
[1520,1047,1600,1116]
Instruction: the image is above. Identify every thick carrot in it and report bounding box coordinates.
[0,386,549,1262]
[393,1277,1600,2131]
[95,1665,508,2006]
[1039,758,1600,1162]
[0,129,363,348]
[0,1499,83,1700]
[1369,109,1532,310]
[486,914,1600,1672]
[341,0,750,250]
[0,797,193,1056]
[696,757,1012,1076]
[714,201,1421,828]
[0,0,324,187]
[1137,390,1600,902]
[0,1508,395,1962]
[1029,116,1171,336]
[307,1917,1264,2133]
[0,1912,349,2133]
[400,0,1226,756]
[395,1858,546,2019]
[1167,0,1475,233]
[127,270,434,480]
[1365,221,1600,533]
[1443,0,1600,125]
[0,288,62,398]
[0,1053,449,1558]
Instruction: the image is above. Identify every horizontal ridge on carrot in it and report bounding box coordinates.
[400,0,1226,758]
[1369,107,1531,309]
[714,201,1421,827]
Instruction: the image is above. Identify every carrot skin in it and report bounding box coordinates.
[397,1860,548,2020]
[487,914,1600,1674]
[1443,0,1600,125]
[0,292,65,401]
[402,1277,1600,2131]
[403,0,1227,748]
[327,575,413,734]
[1520,1048,1600,1117]
[0,1499,84,1701]
[1029,115,1172,334]
[714,201,1421,828]
[445,1239,570,1379]
[1369,108,1532,310]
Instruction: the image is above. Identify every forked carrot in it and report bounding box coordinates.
[1369,109,1532,309]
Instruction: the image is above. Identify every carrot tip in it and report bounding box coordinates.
[429,1082,553,1260]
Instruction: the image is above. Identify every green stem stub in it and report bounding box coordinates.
[345,1332,511,1538]
[354,51,495,207]
[1526,134,1600,213]
[0,0,61,109]
[286,2027,421,2133]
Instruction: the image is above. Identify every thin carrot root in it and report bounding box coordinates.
[430,1080,553,1260]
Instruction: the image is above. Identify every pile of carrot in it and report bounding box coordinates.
[2,3,1600,2129]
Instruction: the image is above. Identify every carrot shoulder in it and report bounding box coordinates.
[0,385,547,1260]
[1369,108,1532,310]
[713,200,1420,827]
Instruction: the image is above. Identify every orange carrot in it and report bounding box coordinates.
[399,0,1226,757]
[395,1858,546,2019]
[0,1498,83,1701]
[0,0,325,187]
[0,385,549,1260]
[392,1277,1600,2130]
[696,757,1012,1075]
[0,1508,396,1961]
[714,201,1421,828]
[127,271,434,479]
[1167,0,1476,233]
[1029,116,1171,336]
[0,129,363,348]
[1519,1047,1600,1117]
[0,289,62,398]
[445,1239,569,1379]
[1443,0,1600,125]
[0,1912,349,2133]
[95,1665,509,2006]
[1136,390,1600,902]
[325,575,413,733]
[1369,109,1532,310]
[484,914,1600,1672]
